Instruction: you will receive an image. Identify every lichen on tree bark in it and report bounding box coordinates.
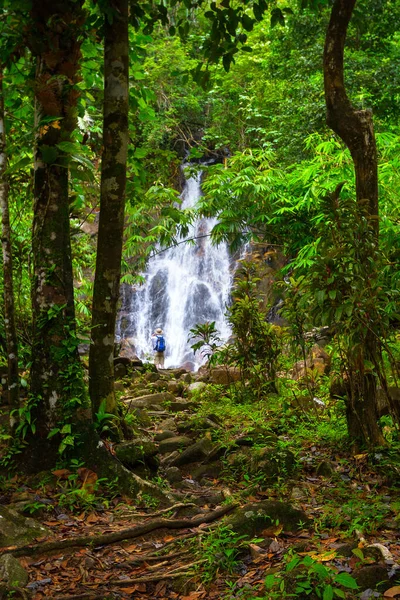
[89,0,129,418]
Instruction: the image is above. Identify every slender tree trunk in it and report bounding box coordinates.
[28,0,88,449]
[89,0,129,418]
[0,67,20,420]
[323,0,385,447]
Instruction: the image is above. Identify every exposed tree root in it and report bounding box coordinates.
[117,501,196,518]
[4,503,237,557]
[86,559,206,586]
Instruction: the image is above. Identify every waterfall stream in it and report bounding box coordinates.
[117,167,233,370]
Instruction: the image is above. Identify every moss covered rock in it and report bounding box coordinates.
[224,500,311,538]
[0,505,51,547]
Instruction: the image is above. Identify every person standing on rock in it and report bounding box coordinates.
[152,328,166,369]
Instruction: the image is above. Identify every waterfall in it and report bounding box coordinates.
[117,166,233,370]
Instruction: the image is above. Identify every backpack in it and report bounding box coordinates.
[155,335,166,352]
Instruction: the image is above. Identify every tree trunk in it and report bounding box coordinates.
[0,67,20,420]
[89,0,129,418]
[28,0,87,443]
[323,0,385,447]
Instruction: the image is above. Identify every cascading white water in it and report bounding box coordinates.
[117,167,233,370]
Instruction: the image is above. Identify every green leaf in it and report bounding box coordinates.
[241,14,254,31]
[56,141,81,154]
[47,428,60,439]
[6,155,32,174]
[334,573,358,589]
[40,145,59,164]
[270,7,285,27]
[61,424,72,434]
[323,584,334,600]
[351,548,364,560]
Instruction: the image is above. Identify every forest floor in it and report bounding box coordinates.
[2,434,400,599]
[1,370,400,599]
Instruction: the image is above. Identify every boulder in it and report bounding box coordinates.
[250,446,296,480]
[168,399,196,412]
[353,564,391,592]
[118,338,138,360]
[0,554,29,587]
[114,362,127,379]
[123,392,174,411]
[158,436,193,454]
[169,438,214,467]
[187,382,207,397]
[154,430,176,442]
[208,367,241,385]
[292,344,331,381]
[0,505,51,547]
[114,439,158,468]
[224,500,311,538]
[165,467,182,484]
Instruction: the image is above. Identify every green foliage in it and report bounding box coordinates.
[264,551,358,599]
[188,320,222,363]
[197,525,247,583]
[94,399,118,436]
[227,262,281,399]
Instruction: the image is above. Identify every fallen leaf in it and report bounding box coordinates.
[353,453,368,461]
[78,467,98,493]
[309,551,337,562]
[261,524,283,537]
[85,513,100,524]
[52,469,71,479]
[384,586,400,598]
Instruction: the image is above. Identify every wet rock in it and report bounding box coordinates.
[225,500,311,539]
[0,554,29,587]
[0,505,51,547]
[158,436,193,454]
[115,439,158,468]
[169,438,214,467]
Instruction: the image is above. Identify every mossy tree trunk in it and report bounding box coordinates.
[0,67,20,420]
[28,0,88,444]
[89,0,129,418]
[323,0,386,447]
